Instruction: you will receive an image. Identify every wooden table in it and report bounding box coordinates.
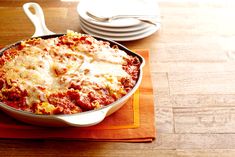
[1,0,235,156]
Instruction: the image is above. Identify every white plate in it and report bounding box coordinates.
[77,0,159,28]
[79,16,150,32]
[80,19,155,37]
[80,22,160,41]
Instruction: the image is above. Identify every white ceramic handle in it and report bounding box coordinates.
[56,106,111,127]
[23,2,55,37]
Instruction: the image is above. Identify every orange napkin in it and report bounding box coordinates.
[0,49,156,142]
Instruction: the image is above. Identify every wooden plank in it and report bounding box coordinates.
[171,94,235,108]
[152,73,171,107]
[0,142,235,157]
[0,7,70,45]
[151,43,227,62]
[168,72,235,95]
[174,134,235,149]
[0,144,177,157]
[177,149,235,157]
[160,10,235,37]
[154,133,235,149]
[174,107,235,133]
[0,7,67,19]
[155,108,174,133]
[0,6,81,46]
[0,0,78,7]
[159,1,235,8]
[151,62,235,73]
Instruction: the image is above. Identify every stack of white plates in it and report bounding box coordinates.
[77,0,161,41]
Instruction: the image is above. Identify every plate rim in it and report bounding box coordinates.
[80,19,155,37]
[79,16,150,32]
[80,22,161,41]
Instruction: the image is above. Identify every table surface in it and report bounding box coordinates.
[1,0,235,156]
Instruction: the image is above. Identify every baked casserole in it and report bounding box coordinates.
[0,31,140,115]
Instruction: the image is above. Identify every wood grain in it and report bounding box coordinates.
[169,72,235,94]
[174,107,235,133]
[155,108,174,133]
[154,133,235,149]
[171,94,235,108]
[177,149,235,157]
[152,73,171,107]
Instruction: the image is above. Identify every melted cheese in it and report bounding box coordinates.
[93,47,128,64]
[2,33,131,109]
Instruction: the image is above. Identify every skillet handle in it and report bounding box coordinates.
[56,106,112,127]
[23,2,55,37]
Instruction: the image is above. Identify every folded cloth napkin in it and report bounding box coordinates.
[0,48,155,142]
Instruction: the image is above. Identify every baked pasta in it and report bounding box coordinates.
[0,31,140,115]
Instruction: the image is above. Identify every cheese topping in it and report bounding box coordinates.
[0,31,140,114]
